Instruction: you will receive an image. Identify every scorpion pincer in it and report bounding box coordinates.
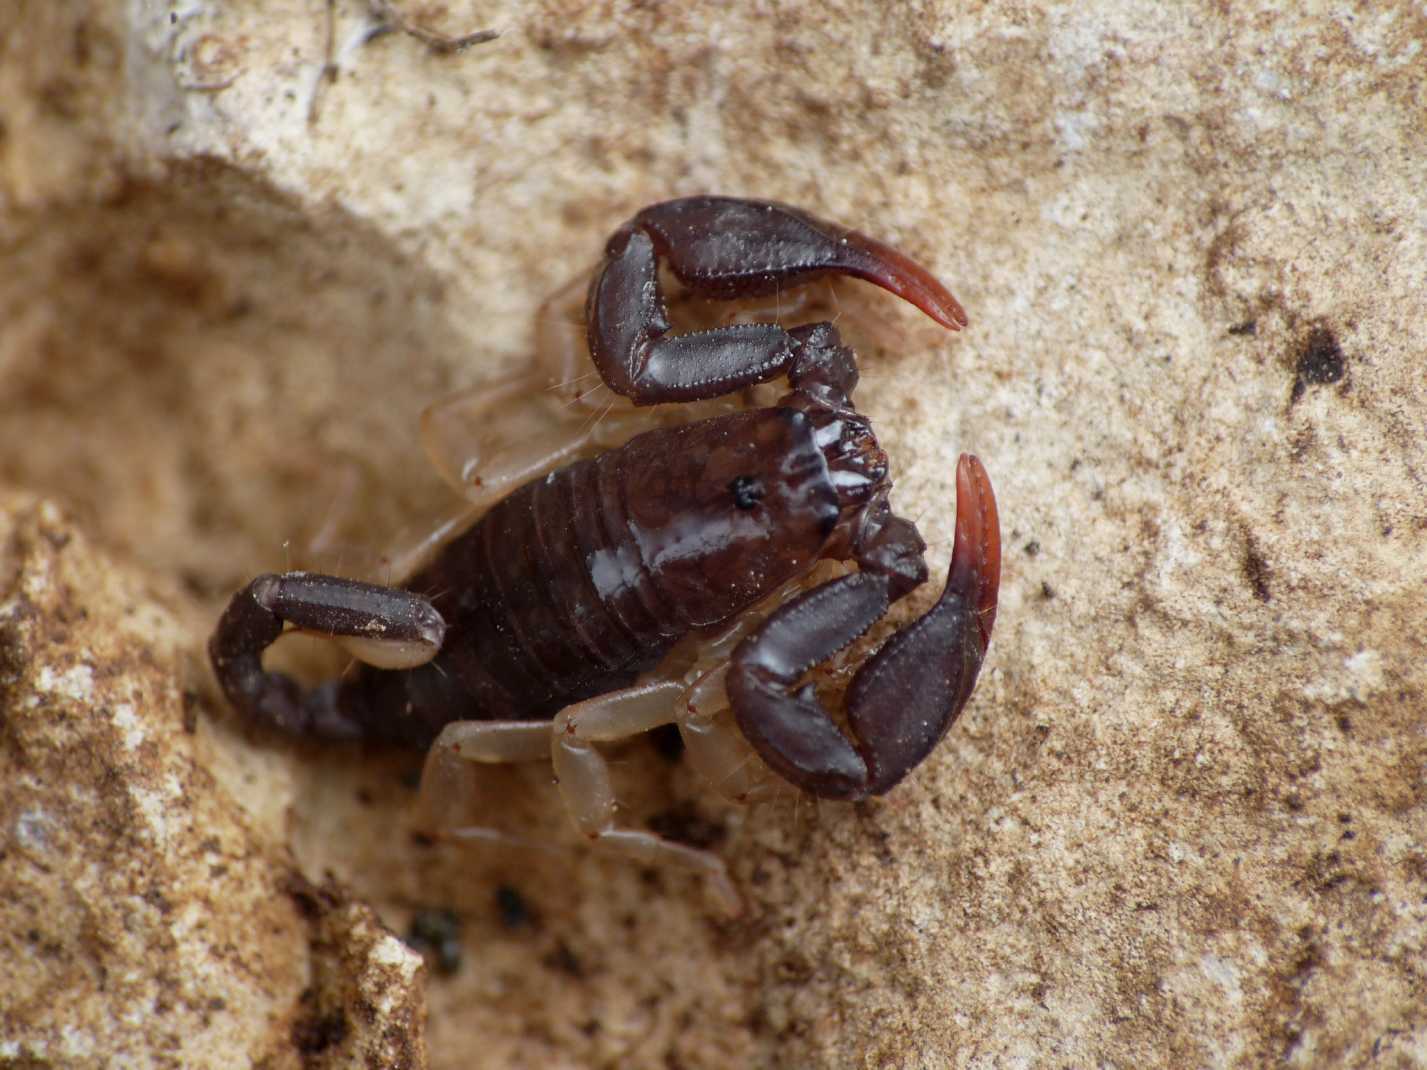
[210,197,1001,913]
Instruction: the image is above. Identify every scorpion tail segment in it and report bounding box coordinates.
[209,575,303,734]
[726,572,894,800]
[208,572,446,741]
[632,197,968,330]
[846,454,1001,796]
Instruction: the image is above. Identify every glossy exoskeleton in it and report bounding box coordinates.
[210,197,1001,911]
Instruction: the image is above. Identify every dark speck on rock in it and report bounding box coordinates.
[1290,326,1346,406]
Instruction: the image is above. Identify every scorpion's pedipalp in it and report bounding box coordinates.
[726,572,893,800]
[846,454,1001,795]
[587,224,797,403]
[725,455,1000,800]
[585,196,967,405]
[831,224,970,331]
[632,198,968,330]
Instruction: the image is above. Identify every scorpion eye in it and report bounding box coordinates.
[729,475,765,511]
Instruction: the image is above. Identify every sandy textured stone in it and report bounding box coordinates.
[2,1,1424,1067]
[283,874,428,1069]
[0,495,427,1068]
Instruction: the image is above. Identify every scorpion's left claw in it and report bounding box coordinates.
[816,218,970,332]
[632,197,968,331]
[587,196,967,405]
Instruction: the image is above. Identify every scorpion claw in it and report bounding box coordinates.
[587,196,966,404]
[817,220,970,331]
[847,455,1000,794]
[950,452,1001,645]
[727,455,1000,800]
[631,197,967,329]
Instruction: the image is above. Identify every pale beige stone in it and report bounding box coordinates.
[0,493,427,1068]
[2,1,1423,1067]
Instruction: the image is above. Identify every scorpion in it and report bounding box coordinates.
[210,196,1001,912]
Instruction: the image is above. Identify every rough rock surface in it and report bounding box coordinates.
[0,494,426,1068]
[2,2,1424,1067]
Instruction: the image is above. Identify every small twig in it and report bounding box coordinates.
[307,0,342,126]
[367,1,500,53]
[308,0,499,125]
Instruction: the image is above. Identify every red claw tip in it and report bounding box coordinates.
[843,227,969,332]
[951,453,1000,646]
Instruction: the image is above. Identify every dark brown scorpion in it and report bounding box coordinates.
[210,197,1001,912]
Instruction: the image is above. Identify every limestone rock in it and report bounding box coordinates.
[2,1,1423,1067]
[0,495,426,1068]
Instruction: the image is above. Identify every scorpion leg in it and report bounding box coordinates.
[420,267,731,512]
[550,682,741,914]
[424,680,740,913]
[209,572,445,739]
[419,373,607,508]
[414,720,559,852]
[676,664,781,804]
[587,197,966,404]
[726,455,1000,800]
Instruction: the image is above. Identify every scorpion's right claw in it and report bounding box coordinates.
[726,454,1000,801]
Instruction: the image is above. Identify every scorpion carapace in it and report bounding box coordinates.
[210,196,1000,912]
